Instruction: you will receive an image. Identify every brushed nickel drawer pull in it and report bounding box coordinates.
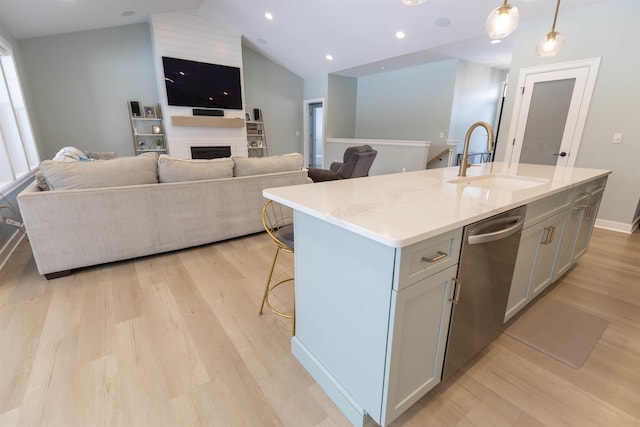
[548,225,556,243]
[541,227,552,245]
[422,251,447,263]
[450,278,462,304]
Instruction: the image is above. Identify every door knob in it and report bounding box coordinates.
[553,152,567,157]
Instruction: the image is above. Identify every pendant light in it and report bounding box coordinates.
[485,0,519,39]
[536,0,565,57]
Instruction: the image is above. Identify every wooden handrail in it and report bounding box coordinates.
[426,148,452,168]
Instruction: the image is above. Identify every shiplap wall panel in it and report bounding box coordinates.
[149,11,248,159]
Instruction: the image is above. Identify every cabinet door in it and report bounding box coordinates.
[505,225,541,321]
[381,266,456,426]
[555,205,582,279]
[573,190,603,261]
[531,210,569,297]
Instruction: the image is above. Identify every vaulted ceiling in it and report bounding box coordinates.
[0,0,610,78]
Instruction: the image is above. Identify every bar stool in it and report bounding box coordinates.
[259,199,295,334]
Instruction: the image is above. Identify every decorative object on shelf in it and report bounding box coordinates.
[152,125,161,134]
[155,139,163,149]
[129,101,141,117]
[245,112,251,121]
[536,0,565,57]
[144,105,156,118]
[137,139,145,148]
[485,0,519,39]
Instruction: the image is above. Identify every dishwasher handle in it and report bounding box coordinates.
[467,215,524,245]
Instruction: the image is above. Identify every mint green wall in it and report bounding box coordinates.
[242,44,304,155]
[303,76,328,100]
[326,74,357,138]
[19,23,158,159]
[354,60,458,157]
[497,1,640,228]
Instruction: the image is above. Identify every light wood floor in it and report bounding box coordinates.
[0,227,638,426]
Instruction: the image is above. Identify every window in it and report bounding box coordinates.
[0,36,39,192]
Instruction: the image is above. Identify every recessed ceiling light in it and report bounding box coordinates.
[396,31,406,39]
[401,0,426,5]
[325,54,333,61]
[264,12,274,20]
[121,10,135,17]
[434,17,451,27]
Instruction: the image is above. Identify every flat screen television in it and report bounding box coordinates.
[162,56,243,110]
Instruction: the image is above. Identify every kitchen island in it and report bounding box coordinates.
[263,162,610,427]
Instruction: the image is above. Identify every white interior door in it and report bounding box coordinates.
[505,58,600,167]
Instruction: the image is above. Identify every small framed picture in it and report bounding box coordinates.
[144,105,156,118]
[245,112,251,122]
[152,125,161,134]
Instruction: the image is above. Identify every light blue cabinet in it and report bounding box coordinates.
[505,176,607,322]
[291,211,461,426]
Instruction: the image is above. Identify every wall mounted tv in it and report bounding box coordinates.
[162,56,243,110]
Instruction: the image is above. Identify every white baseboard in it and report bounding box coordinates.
[594,218,637,234]
[0,229,25,272]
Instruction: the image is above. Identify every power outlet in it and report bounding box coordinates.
[612,132,623,144]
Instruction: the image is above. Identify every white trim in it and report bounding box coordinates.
[0,229,25,273]
[594,218,636,235]
[0,170,36,195]
[505,57,601,167]
[303,98,325,169]
[327,138,431,148]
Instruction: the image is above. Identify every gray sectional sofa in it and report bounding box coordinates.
[18,152,309,278]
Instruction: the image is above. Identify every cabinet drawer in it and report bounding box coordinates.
[524,189,572,228]
[394,228,462,290]
[573,176,608,202]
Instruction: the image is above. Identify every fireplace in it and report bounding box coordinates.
[190,146,232,159]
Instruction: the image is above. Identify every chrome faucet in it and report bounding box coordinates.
[458,121,495,177]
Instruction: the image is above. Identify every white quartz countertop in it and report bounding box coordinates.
[264,162,611,248]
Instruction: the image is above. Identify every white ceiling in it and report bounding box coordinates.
[0,0,609,78]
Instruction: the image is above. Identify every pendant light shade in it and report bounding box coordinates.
[485,1,519,39]
[537,0,564,57]
[536,31,565,56]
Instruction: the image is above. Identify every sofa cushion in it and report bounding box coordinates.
[233,153,303,177]
[158,154,234,183]
[39,152,158,190]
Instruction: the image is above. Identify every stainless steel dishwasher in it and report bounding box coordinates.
[442,205,526,381]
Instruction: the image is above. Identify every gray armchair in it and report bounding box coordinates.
[308,145,378,182]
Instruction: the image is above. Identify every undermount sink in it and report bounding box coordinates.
[448,174,549,191]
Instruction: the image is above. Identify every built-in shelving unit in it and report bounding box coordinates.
[128,102,166,155]
[246,109,268,157]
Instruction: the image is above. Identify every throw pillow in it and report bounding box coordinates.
[233,153,303,177]
[39,152,158,190]
[158,154,234,183]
